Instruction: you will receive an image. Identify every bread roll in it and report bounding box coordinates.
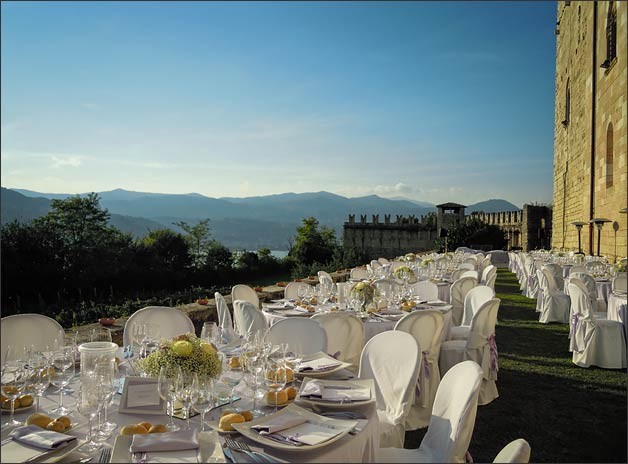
[26,413,53,429]
[47,420,66,432]
[265,390,288,405]
[149,424,167,433]
[120,424,149,435]
[18,394,34,407]
[218,413,245,431]
[138,421,152,431]
[241,410,254,421]
[284,386,297,400]
[57,416,72,428]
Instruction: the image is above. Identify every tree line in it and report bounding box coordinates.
[1,194,366,326]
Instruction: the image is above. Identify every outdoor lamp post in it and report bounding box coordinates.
[571,221,588,254]
[589,218,612,257]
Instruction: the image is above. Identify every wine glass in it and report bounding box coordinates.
[27,353,50,413]
[220,360,243,412]
[175,368,193,430]
[297,285,310,305]
[190,374,214,431]
[201,322,220,345]
[158,366,181,432]
[75,378,103,453]
[94,360,118,435]
[263,359,286,413]
[1,357,27,427]
[90,328,112,342]
[281,344,301,386]
[49,347,75,416]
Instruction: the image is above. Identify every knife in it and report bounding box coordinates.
[223,446,237,463]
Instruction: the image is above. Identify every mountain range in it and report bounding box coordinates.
[1,187,520,251]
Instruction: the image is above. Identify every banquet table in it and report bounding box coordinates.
[607,292,628,345]
[1,355,379,463]
[563,277,613,304]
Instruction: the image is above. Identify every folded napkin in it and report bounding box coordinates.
[9,425,77,450]
[261,421,351,446]
[251,414,307,435]
[298,358,341,372]
[265,302,295,310]
[299,381,371,402]
[130,430,199,453]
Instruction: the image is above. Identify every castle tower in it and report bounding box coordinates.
[436,202,466,237]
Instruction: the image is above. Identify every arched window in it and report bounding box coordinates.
[602,1,617,68]
[606,123,614,188]
[562,79,570,126]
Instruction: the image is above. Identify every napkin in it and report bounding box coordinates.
[130,430,199,453]
[9,425,77,450]
[298,358,341,372]
[265,302,295,310]
[251,415,307,434]
[264,421,352,446]
[299,381,371,402]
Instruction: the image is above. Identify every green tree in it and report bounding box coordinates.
[289,217,337,266]
[174,219,212,268]
[437,218,506,252]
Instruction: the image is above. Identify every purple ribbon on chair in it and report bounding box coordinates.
[487,333,499,374]
[415,350,432,398]
[328,351,341,360]
[569,314,580,339]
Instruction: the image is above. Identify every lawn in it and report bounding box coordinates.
[405,268,627,462]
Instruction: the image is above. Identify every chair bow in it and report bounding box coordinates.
[415,350,433,407]
[328,351,341,360]
[487,333,498,376]
[569,313,580,340]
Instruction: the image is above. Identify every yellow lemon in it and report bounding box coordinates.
[172,341,193,356]
[200,342,216,355]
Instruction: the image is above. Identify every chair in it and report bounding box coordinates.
[231,284,259,309]
[377,361,483,463]
[450,293,500,342]
[536,269,570,324]
[450,268,466,283]
[1,314,65,364]
[478,255,492,277]
[450,276,477,326]
[359,331,420,448]
[493,438,531,463]
[232,300,267,339]
[481,265,496,285]
[461,270,479,281]
[568,264,587,275]
[311,312,365,372]
[317,271,334,289]
[523,255,539,299]
[440,298,501,405]
[394,310,446,430]
[543,263,564,291]
[485,271,497,290]
[459,262,476,271]
[462,257,478,268]
[570,272,606,312]
[214,292,236,340]
[612,272,627,294]
[459,285,496,328]
[123,306,195,347]
[283,282,311,300]
[566,282,626,368]
[378,257,390,265]
[267,318,327,355]
[411,280,439,301]
[350,267,369,280]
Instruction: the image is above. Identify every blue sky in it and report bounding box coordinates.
[1,1,557,207]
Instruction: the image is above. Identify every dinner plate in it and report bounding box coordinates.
[295,352,352,379]
[231,403,356,452]
[427,300,448,306]
[111,431,225,463]
[296,378,375,409]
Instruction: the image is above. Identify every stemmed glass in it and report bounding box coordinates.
[94,360,118,436]
[1,354,27,427]
[157,367,180,432]
[241,344,264,417]
[175,368,193,430]
[190,374,214,431]
[220,359,243,412]
[281,344,301,387]
[201,322,220,345]
[49,347,75,416]
[90,328,112,343]
[27,353,50,413]
[297,285,310,305]
[75,377,103,453]
[263,358,286,413]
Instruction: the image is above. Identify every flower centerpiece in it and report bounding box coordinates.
[135,333,222,379]
[404,253,416,262]
[615,260,627,273]
[420,257,434,269]
[350,281,376,309]
[393,265,415,282]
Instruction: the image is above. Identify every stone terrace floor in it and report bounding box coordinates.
[405,268,627,462]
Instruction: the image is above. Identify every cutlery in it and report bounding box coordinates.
[99,447,112,463]
[222,446,238,463]
[131,451,147,463]
[225,437,274,463]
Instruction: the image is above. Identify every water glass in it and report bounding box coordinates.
[263,359,286,413]
[1,360,27,427]
[76,379,103,453]
[158,366,181,432]
[201,322,220,345]
[50,348,75,416]
[190,374,214,431]
[175,368,193,430]
[90,328,112,343]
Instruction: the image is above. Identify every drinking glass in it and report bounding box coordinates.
[94,360,118,435]
[90,328,112,343]
[158,366,181,432]
[201,322,220,345]
[281,344,301,386]
[49,348,75,416]
[263,359,286,413]
[175,368,193,430]
[76,379,103,453]
[190,374,214,431]
[27,353,50,413]
[1,359,27,427]
[297,285,310,305]
[220,361,243,412]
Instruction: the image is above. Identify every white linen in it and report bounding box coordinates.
[268,318,328,355]
[299,358,342,372]
[122,306,195,347]
[9,425,77,450]
[537,269,570,324]
[299,381,371,402]
[130,430,199,452]
[311,312,365,373]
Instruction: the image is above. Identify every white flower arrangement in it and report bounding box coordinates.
[393,265,414,281]
[350,281,376,306]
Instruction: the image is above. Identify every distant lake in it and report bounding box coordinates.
[236,249,289,259]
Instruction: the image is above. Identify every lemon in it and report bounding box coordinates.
[172,340,193,356]
[200,342,216,355]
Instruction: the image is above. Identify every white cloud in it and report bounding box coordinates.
[373,183,413,196]
[51,155,83,168]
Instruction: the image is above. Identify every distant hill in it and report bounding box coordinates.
[467,199,521,213]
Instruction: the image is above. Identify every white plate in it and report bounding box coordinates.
[296,378,375,409]
[295,352,352,379]
[111,431,225,463]
[231,403,356,452]
[427,300,448,306]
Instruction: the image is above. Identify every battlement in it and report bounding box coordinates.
[344,213,433,228]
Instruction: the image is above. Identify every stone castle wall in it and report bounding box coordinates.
[552,1,627,260]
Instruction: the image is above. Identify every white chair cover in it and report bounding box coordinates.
[123,306,195,347]
[450,268,466,283]
[570,272,607,312]
[450,276,477,326]
[480,265,495,284]
[311,312,365,372]
[493,439,531,463]
[1,314,65,364]
[524,255,539,298]
[359,331,420,448]
[458,262,476,271]
[537,269,570,324]
[377,361,483,463]
[462,258,478,268]
[450,289,498,341]
[461,270,480,281]
[394,310,445,430]
[378,257,390,264]
[350,267,369,280]
[485,271,497,290]
[566,282,627,369]
[412,280,439,301]
[374,278,402,298]
[267,318,327,355]
[544,263,564,290]
[612,273,627,294]
[283,282,311,300]
[318,271,334,290]
[232,300,267,339]
[460,285,495,327]
[568,264,587,274]
[231,284,259,309]
[440,298,501,405]
[214,292,236,342]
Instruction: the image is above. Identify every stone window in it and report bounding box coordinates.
[562,79,570,126]
[601,1,617,69]
[606,123,614,188]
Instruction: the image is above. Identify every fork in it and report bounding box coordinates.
[98,447,112,463]
[131,451,147,463]
[224,437,274,462]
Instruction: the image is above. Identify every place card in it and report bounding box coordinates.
[119,377,167,415]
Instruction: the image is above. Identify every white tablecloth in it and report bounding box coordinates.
[564,278,613,304]
[1,366,379,463]
[607,292,628,345]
